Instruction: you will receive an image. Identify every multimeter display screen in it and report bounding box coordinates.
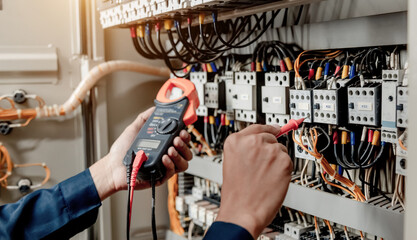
[137,139,161,149]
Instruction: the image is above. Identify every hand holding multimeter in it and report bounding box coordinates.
[123,78,199,182]
[124,78,199,240]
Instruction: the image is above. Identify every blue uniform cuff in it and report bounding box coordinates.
[204,221,254,240]
[59,169,102,220]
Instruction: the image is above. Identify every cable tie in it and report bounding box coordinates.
[17,109,22,119]
[349,183,357,192]
[35,107,41,119]
[316,154,323,163]
[328,171,336,181]
[53,104,59,116]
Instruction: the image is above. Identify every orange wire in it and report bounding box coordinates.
[292,128,366,201]
[398,139,407,151]
[13,163,51,186]
[0,145,13,183]
[323,220,333,235]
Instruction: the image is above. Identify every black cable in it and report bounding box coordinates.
[295,5,304,25]
[127,185,131,240]
[212,10,280,50]
[151,173,157,240]
[334,144,349,169]
[360,145,386,169]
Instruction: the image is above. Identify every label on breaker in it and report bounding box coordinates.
[358,102,373,111]
[240,94,249,101]
[272,97,282,104]
[322,103,335,111]
[298,102,310,110]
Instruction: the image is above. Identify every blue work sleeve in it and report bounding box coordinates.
[0,169,102,240]
[204,221,254,240]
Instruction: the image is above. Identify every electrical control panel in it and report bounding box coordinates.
[3,1,414,240]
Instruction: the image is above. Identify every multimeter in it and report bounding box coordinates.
[123,78,199,181]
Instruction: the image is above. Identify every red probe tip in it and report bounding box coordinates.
[276,118,305,138]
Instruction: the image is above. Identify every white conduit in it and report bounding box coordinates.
[55,60,170,117]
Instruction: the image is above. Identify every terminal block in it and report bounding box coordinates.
[294,129,315,161]
[312,88,346,125]
[262,72,291,115]
[291,225,314,239]
[396,156,407,176]
[265,114,289,125]
[231,72,264,123]
[381,127,398,144]
[347,83,381,126]
[396,86,408,128]
[289,89,313,123]
[382,69,405,84]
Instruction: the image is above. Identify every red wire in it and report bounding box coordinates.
[128,150,148,236]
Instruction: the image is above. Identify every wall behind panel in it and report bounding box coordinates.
[0,0,88,239]
[103,28,170,239]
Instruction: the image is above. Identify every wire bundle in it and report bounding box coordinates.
[293,128,366,201]
[0,143,50,190]
[130,10,284,77]
[251,41,296,72]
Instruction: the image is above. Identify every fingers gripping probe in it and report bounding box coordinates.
[276,118,305,138]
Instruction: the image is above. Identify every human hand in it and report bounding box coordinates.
[89,107,193,200]
[215,124,292,238]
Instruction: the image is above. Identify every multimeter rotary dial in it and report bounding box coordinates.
[156,118,178,135]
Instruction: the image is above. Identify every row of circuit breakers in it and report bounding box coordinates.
[190,70,408,175]
[98,0,285,28]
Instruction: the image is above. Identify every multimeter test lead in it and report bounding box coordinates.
[276,118,305,138]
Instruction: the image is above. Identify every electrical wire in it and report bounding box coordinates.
[151,172,157,240]
[293,128,366,201]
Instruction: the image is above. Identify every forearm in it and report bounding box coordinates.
[89,154,119,201]
[0,169,101,239]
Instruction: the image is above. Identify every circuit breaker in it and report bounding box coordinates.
[231,72,264,123]
[289,89,313,123]
[396,86,408,128]
[312,89,345,125]
[204,82,225,110]
[261,72,290,115]
[347,83,381,126]
[190,72,208,116]
[220,71,235,118]
[381,80,398,143]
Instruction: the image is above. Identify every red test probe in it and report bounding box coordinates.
[276,118,305,138]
